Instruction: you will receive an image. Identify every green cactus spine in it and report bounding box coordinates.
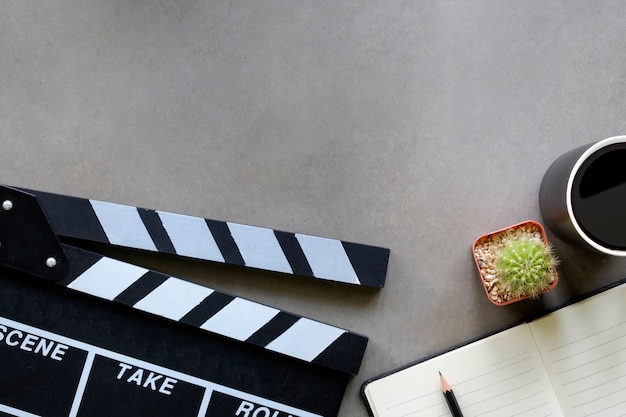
[496,237,558,299]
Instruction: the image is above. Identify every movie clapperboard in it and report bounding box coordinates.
[0,185,389,417]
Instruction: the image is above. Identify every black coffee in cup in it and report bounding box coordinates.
[571,143,626,250]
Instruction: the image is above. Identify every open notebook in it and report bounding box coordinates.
[361,280,626,417]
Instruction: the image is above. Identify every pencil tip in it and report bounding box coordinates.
[439,372,452,392]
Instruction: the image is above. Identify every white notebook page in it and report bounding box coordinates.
[529,283,626,417]
[364,324,562,417]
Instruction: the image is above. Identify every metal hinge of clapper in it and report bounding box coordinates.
[0,185,69,281]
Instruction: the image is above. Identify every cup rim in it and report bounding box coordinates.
[565,135,626,256]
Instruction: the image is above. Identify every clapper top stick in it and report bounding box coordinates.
[23,187,390,288]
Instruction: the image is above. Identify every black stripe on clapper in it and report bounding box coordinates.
[205,219,245,266]
[137,208,176,253]
[245,312,300,346]
[57,244,103,287]
[274,231,313,277]
[312,332,369,376]
[342,242,390,288]
[114,271,169,306]
[22,188,109,244]
[179,292,235,327]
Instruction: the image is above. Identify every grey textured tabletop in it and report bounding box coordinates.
[2,2,626,416]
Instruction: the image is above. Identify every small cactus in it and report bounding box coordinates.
[496,237,558,299]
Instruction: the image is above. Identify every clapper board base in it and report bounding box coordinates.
[0,269,349,417]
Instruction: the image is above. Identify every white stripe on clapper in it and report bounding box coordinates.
[266,318,346,362]
[200,298,280,341]
[227,223,293,274]
[90,200,157,251]
[134,277,214,321]
[295,234,360,284]
[157,211,225,263]
[0,404,42,417]
[68,258,148,300]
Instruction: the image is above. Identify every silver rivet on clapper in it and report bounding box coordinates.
[2,200,13,211]
[46,257,58,268]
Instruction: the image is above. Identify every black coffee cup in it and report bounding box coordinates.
[539,136,626,256]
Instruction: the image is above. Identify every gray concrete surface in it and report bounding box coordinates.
[2,1,626,416]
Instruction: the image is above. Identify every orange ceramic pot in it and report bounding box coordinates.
[472,220,559,306]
